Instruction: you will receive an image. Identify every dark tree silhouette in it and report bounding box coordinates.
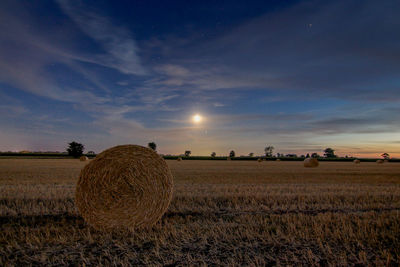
[211,152,216,157]
[381,153,390,159]
[264,146,274,157]
[184,150,191,157]
[248,152,254,157]
[67,141,84,158]
[229,150,236,158]
[148,142,157,151]
[324,148,336,158]
[311,153,320,158]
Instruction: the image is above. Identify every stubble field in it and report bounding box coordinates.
[0,159,399,266]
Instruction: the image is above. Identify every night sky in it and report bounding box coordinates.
[1,0,399,157]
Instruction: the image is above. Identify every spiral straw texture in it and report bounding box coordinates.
[304,158,319,168]
[75,145,173,231]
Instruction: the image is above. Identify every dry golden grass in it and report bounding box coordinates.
[1,159,399,265]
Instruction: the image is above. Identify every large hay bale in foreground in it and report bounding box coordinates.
[304,158,319,168]
[80,156,89,161]
[75,145,173,231]
[353,159,360,164]
[377,159,384,164]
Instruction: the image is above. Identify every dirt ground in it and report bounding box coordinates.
[1,159,399,266]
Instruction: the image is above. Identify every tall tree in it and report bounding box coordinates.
[381,153,390,159]
[248,152,254,157]
[323,148,336,158]
[184,150,191,157]
[211,152,216,157]
[229,150,236,158]
[148,142,157,151]
[264,146,274,157]
[67,141,84,158]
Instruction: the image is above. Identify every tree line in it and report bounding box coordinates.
[66,141,391,159]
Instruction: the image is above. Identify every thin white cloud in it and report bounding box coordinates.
[0,104,28,116]
[57,0,146,75]
[0,2,108,105]
[148,0,400,101]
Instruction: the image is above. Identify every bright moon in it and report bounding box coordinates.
[193,114,202,123]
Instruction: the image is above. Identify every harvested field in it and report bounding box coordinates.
[1,159,399,265]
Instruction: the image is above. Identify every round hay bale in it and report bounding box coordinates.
[276,159,281,162]
[376,159,384,164]
[79,156,89,161]
[75,145,173,231]
[384,159,389,163]
[227,157,231,161]
[304,158,319,168]
[353,159,361,164]
[257,158,263,162]
[177,157,182,161]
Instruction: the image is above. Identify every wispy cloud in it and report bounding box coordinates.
[0,1,107,105]
[149,0,400,102]
[0,104,28,116]
[57,0,146,75]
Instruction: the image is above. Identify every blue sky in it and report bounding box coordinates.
[0,0,399,157]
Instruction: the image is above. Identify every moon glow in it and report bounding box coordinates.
[193,114,202,123]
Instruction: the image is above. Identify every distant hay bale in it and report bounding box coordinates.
[304,158,319,168]
[227,157,231,161]
[376,159,384,164]
[75,145,173,231]
[79,156,89,161]
[384,159,389,163]
[177,157,182,161]
[353,159,361,164]
[257,158,263,162]
[276,159,281,162]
